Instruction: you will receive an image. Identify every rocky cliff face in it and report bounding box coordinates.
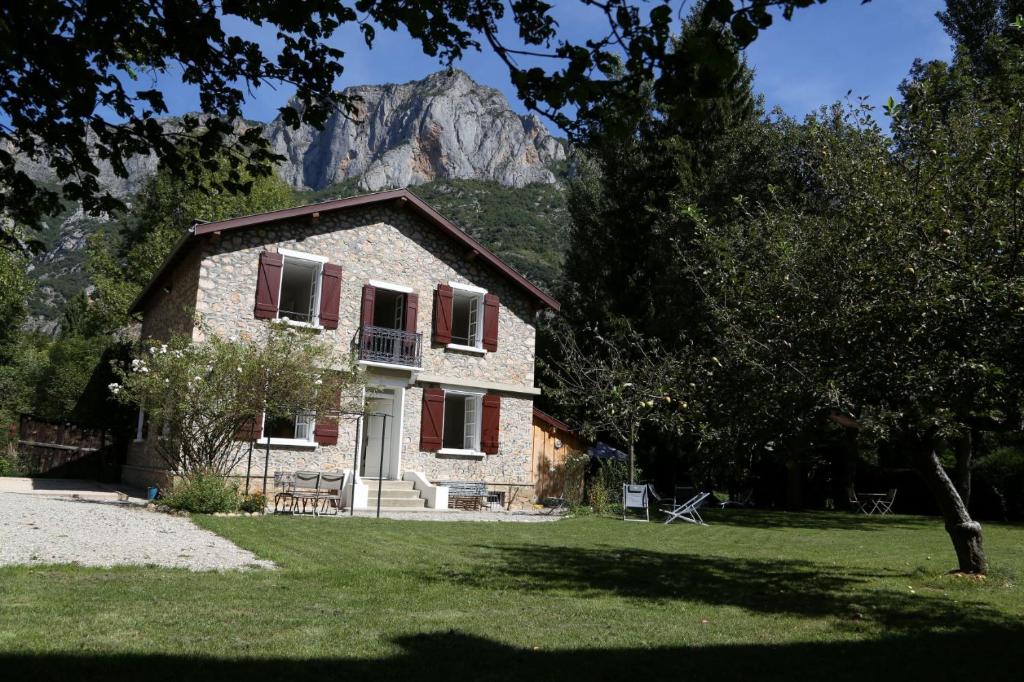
[265,69,565,191]
[21,69,567,327]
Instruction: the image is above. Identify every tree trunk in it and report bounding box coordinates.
[913,434,987,574]
[628,438,636,485]
[953,429,972,508]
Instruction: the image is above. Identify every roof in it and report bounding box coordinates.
[532,407,575,433]
[130,188,560,314]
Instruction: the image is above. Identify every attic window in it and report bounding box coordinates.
[450,287,484,348]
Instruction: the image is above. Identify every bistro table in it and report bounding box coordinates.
[858,492,888,515]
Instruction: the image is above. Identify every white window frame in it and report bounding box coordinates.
[447,281,487,351]
[257,410,319,449]
[276,248,327,329]
[437,386,485,457]
[134,407,146,442]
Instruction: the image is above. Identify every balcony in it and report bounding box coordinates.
[358,325,422,369]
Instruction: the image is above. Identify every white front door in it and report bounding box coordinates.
[362,394,397,479]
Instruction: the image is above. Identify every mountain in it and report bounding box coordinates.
[20,70,570,327]
[266,69,565,191]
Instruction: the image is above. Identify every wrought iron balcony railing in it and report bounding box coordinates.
[359,325,422,368]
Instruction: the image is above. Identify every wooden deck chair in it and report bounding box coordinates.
[874,488,897,515]
[663,491,711,525]
[622,484,650,522]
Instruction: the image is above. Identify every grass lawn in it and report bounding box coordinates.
[1,509,1022,681]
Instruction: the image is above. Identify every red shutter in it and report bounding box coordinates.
[481,393,501,454]
[482,293,500,352]
[254,251,283,319]
[420,388,444,452]
[432,284,453,344]
[234,414,264,441]
[314,418,339,445]
[318,263,343,330]
[360,284,376,327]
[404,292,419,333]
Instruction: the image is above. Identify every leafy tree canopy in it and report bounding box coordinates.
[0,0,845,252]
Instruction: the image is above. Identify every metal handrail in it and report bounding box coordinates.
[359,325,422,367]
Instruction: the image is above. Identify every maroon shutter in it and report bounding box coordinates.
[254,251,283,319]
[360,284,376,327]
[420,388,444,452]
[314,418,339,445]
[318,263,343,330]
[432,284,453,344]
[482,293,500,352]
[481,393,501,454]
[404,292,419,333]
[234,414,264,441]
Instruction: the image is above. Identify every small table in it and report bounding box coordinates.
[858,493,888,515]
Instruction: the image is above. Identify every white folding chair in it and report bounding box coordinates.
[622,484,650,522]
[663,491,711,525]
[874,488,897,515]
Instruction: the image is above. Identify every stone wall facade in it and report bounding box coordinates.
[125,200,544,498]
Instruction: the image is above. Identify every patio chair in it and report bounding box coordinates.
[622,484,650,522]
[847,486,871,514]
[874,488,897,515]
[290,471,322,515]
[316,472,345,516]
[273,471,296,513]
[663,491,711,525]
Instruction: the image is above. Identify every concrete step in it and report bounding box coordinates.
[363,479,416,491]
[364,488,420,499]
[364,495,426,508]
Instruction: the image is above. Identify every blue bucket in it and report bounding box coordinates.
[146,486,159,501]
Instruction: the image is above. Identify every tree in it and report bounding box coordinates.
[695,64,1024,572]
[0,1,845,252]
[542,322,697,483]
[87,159,295,332]
[113,322,364,486]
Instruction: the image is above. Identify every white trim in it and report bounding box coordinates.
[448,281,488,295]
[278,247,329,263]
[440,384,486,396]
[418,374,540,396]
[437,448,486,459]
[445,343,486,355]
[369,279,415,294]
[358,360,421,372]
[279,319,324,331]
[256,437,318,449]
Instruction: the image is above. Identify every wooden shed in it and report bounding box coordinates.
[531,408,587,501]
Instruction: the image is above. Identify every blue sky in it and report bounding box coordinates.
[151,0,953,127]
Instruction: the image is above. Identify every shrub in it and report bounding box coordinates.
[588,458,633,515]
[239,491,267,513]
[974,447,1024,520]
[162,473,240,514]
[0,453,19,477]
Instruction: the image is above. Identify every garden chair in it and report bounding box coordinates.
[622,484,650,522]
[273,472,296,513]
[663,491,710,525]
[316,472,345,516]
[847,486,871,514]
[290,471,322,515]
[873,488,897,515]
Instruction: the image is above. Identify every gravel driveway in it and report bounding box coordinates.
[0,492,273,571]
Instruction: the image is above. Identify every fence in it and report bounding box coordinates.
[14,415,121,481]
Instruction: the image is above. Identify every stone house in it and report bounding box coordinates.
[124,188,559,509]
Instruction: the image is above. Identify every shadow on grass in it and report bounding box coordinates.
[4,629,1022,682]
[426,543,1010,634]
[697,508,937,531]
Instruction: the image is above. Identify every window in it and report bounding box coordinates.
[372,287,406,330]
[262,412,315,443]
[450,288,484,347]
[278,256,321,324]
[441,392,482,452]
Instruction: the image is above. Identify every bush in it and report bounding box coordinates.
[0,453,19,477]
[162,473,239,514]
[239,491,267,513]
[974,447,1024,521]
